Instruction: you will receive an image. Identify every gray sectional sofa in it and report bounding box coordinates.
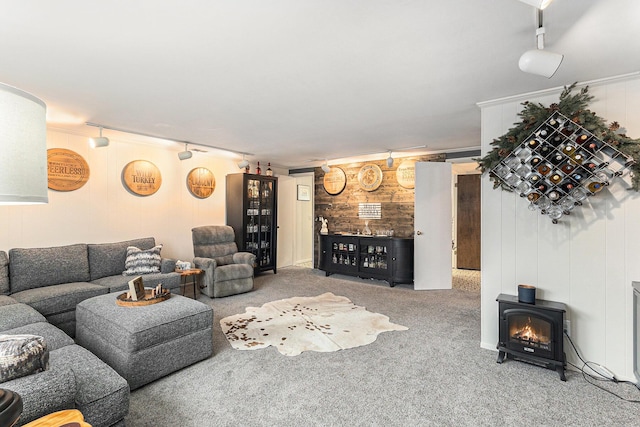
[5,237,181,337]
[0,237,183,426]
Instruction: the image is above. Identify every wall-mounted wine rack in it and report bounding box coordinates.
[490,112,635,223]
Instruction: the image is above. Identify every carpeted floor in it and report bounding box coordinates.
[125,267,639,426]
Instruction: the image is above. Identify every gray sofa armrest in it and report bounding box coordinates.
[161,258,177,274]
[193,257,216,298]
[233,252,256,267]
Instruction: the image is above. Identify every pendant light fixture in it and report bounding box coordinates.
[90,127,109,148]
[0,82,48,204]
[178,143,193,160]
[518,8,563,78]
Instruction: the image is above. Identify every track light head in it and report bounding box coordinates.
[517,0,555,9]
[519,49,563,78]
[90,127,109,148]
[386,152,394,168]
[321,161,331,173]
[178,150,193,160]
[238,158,249,169]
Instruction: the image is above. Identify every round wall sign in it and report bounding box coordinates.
[187,167,216,199]
[122,160,162,196]
[47,148,90,191]
[323,167,347,195]
[357,164,383,191]
[396,160,417,189]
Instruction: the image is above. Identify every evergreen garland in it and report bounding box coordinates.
[477,83,640,191]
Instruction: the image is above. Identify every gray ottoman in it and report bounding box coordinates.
[75,292,213,390]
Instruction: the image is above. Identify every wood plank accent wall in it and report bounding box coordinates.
[313,154,445,265]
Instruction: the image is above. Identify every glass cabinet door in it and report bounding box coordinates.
[258,179,274,267]
[245,178,260,257]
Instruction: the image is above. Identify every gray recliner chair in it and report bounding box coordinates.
[192,225,256,298]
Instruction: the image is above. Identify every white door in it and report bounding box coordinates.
[414,162,452,290]
[277,175,295,269]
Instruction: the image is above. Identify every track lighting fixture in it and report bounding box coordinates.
[386,151,394,168]
[90,127,109,148]
[321,161,331,173]
[518,9,563,78]
[237,155,249,169]
[178,143,193,160]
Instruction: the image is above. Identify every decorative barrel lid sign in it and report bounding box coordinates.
[47,148,90,191]
[187,167,216,199]
[122,160,162,196]
[396,160,416,189]
[358,163,383,192]
[323,167,347,195]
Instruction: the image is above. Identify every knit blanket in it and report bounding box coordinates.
[220,292,408,356]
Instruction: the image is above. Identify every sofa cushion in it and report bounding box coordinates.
[0,251,9,295]
[2,322,74,351]
[0,303,46,331]
[88,237,156,281]
[1,359,76,425]
[123,245,163,276]
[10,282,109,317]
[0,334,49,383]
[9,244,90,293]
[49,345,130,427]
[0,295,18,307]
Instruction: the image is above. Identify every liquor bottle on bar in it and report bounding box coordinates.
[256,162,262,175]
[266,163,273,176]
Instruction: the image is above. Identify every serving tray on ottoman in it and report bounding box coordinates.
[75,292,213,390]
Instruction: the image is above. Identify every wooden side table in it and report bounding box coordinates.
[176,268,203,299]
[23,409,91,427]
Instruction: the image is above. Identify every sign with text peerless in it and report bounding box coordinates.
[47,148,90,191]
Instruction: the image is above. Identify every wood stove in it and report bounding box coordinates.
[496,293,567,381]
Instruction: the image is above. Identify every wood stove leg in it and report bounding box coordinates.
[497,350,506,364]
[556,365,566,381]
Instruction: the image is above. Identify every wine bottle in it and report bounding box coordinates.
[536,182,549,193]
[529,174,542,184]
[547,190,561,201]
[549,173,562,184]
[587,181,605,193]
[256,162,261,175]
[559,180,576,193]
[538,128,552,140]
[575,134,589,145]
[529,157,542,167]
[528,139,540,149]
[549,153,564,165]
[538,144,551,157]
[570,172,584,182]
[527,192,541,202]
[550,135,563,147]
[548,118,560,128]
[562,145,576,156]
[561,123,575,136]
[537,164,551,176]
[265,162,273,176]
[570,153,584,165]
[560,163,575,174]
[584,140,602,152]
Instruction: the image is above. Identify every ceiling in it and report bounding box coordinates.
[1,0,639,169]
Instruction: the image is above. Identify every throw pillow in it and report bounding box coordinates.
[123,244,163,276]
[0,334,49,383]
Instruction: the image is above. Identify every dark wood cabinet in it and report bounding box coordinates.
[226,173,278,274]
[319,234,413,287]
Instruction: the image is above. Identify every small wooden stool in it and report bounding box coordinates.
[23,409,91,427]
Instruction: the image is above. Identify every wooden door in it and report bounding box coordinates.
[456,174,481,270]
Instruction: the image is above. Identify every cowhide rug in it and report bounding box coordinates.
[220,292,408,356]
